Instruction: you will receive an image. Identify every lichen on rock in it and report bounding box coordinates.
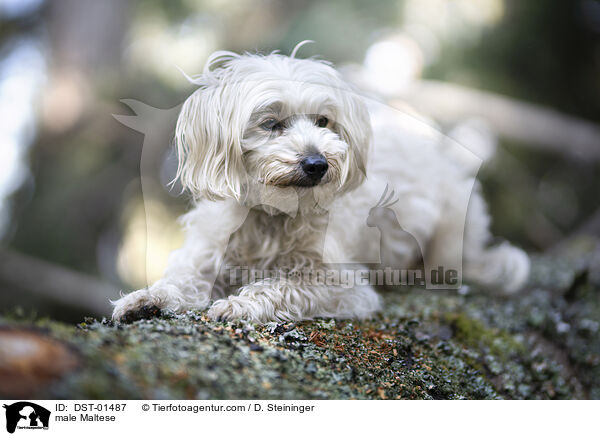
[1,237,599,400]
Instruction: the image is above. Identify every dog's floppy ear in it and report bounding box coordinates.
[174,83,246,201]
[335,87,371,192]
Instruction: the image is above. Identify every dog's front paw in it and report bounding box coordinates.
[207,296,272,323]
[111,289,164,323]
[207,298,242,322]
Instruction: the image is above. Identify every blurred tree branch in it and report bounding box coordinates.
[0,248,119,316]
[398,80,600,162]
[350,68,600,162]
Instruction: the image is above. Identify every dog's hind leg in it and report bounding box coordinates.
[461,186,530,293]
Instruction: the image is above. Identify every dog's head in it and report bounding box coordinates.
[174,45,371,213]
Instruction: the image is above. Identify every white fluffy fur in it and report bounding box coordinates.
[111,47,530,323]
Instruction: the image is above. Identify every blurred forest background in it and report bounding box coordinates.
[0,0,599,322]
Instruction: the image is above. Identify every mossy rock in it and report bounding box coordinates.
[2,238,599,399]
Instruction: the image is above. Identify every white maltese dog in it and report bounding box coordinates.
[112,44,530,323]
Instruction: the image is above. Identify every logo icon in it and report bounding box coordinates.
[3,402,50,434]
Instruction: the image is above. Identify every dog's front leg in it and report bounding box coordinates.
[207,277,382,323]
[111,262,218,323]
[112,201,251,322]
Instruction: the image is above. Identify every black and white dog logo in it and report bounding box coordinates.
[3,402,50,434]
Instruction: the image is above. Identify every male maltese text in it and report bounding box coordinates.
[112,45,530,323]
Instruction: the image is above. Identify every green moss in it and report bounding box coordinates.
[445,313,526,359]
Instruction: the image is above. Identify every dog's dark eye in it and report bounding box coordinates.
[316,116,329,128]
[260,118,283,131]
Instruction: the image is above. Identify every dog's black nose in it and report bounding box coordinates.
[300,153,328,181]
